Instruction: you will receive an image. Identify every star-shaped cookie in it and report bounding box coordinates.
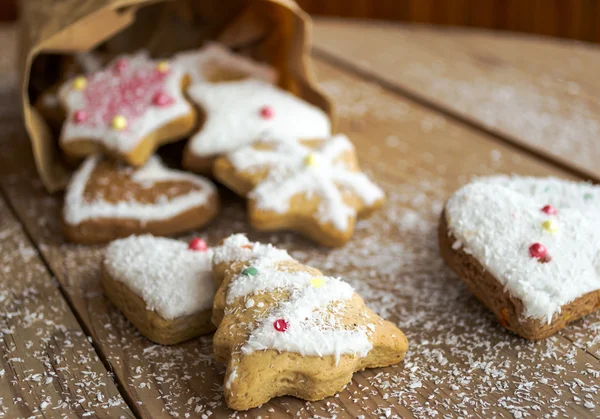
[440,176,600,339]
[63,155,219,244]
[183,79,331,174]
[58,52,196,166]
[213,135,385,247]
[211,234,408,410]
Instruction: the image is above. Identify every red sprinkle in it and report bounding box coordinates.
[260,106,274,119]
[152,91,174,107]
[273,319,288,332]
[529,243,547,259]
[73,110,88,123]
[188,238,208,252]
[114,58,129,73]
[541,205,557,215]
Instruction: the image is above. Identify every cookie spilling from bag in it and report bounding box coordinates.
[102,235,215,345]
[213,135,385,247]
[182,79,331,174]
[439,176,600,340]
[210,234,408,411]
[58,52,196,167]
[63,155,219,244]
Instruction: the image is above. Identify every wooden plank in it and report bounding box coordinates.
[2,53,600,416]
[312,18,600,182]
[0,177,133,417]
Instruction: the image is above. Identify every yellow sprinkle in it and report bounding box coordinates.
[310,276,326,288]
[72,76,87,90]
[111,115,128,131]
[156,60,170,73]
[542,220,558,234]
[304,153,319,167]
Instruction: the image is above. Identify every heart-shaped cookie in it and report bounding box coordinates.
[63,155,219,244]
[103,235,215,344]
[440,176,600,339]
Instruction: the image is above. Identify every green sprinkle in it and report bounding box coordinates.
[544,186,550,192]
[584,193,593,201]
[242,267,258,276]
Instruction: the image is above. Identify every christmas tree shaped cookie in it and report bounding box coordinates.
[103,235,215,345]
[440,176,600,340]
[211,234,408,410]
[58,52,196,166]
[182,79,331,174]
[213,135,385,247]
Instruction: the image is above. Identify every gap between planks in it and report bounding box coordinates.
[311,49,600,185]
[0,169,145,419]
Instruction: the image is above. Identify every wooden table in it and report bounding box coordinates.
[1,19,600,418]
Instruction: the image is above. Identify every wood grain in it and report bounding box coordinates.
[0,173,132,417]
[1,51,600,416]
[312,18,600,182]
[297,0,600,44]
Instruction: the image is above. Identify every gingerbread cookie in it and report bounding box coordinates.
[63,155,219,244]
[213,135,385,247]
[182,79,331,174]
[173,43,277,84]
[211,234,408,410]
[58,52,196,167]
[440,176,600,340]
[103,235,215,344]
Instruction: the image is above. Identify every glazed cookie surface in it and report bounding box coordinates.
[58,51,196,166]
[173,43,277,84]
[213,135,385,247]
[441,176,600,339]
[211,234,408,410]
[63,155,219,244]
[183,79,331,173]
[103,235,215,344]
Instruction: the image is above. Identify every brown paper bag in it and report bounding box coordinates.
[19,0,334,192]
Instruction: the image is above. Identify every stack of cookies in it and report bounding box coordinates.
[41,43,385,247]
[102,233,409,410]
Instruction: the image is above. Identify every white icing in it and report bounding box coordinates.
[59,51,192,153]
[212,233,291,266]
[64,155,217,225]
[173,43,277,84]
[227,135,385,231]
[104,235,214,320]
[186,79,331,157]
[446,176,600,321]
[218,234,373,365]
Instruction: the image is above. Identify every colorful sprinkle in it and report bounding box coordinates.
[156,60,170,73]
[111,115,127,131]
[542,220,558,234]
[72,77,87,91]
[273,319,288,332]
[259,106,274,119]
[304,153,319,167]
[240,244,253,250]
[188,238,208,252]
[152,91,174,107]
[310,276,326,288]
[114,58,129,73]
[541,205,557,215]
[242,266,258,276]
[528,243,547,259]
[73,110,88,123]
[584,193,593,201]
